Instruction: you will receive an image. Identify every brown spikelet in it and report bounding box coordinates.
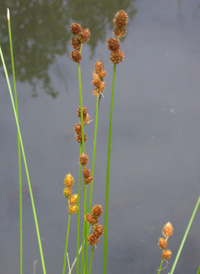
[98,70,106,78]
[94,60,104,73]
[74,123,81,135]
[71,36,82,50]
[99,81,105,92]
[63,187,71,198]
[158,238,167,249]
[76,133,87,143]
[92,76,101,88]
[162,249,172,260]
[77,106,88,118]
[107,38,120,52]
[93,88,99,97]
[71,50,82,63]
[113,10,128,28]
[110,50,125,64]
[162,222,174,238]
[92,204,103,218]
[64,173,74,187]
[79,152,89,166]
[69,194,78,205]
[80,28,91,42]
[68,205,78,215]
[70,23,82,35]
[85,176,93,185]
[87,233,99,246]
[85,213,97,225]
[113,27,127,38]
[93,225,104,238]
[83,169,91,178]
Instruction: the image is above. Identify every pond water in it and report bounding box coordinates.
[0,0,200,273]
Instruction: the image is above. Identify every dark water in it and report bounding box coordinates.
[0,0,200,273]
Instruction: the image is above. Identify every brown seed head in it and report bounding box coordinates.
[93,225,104,238]
[99,81,105,92]
[87,233,99,246]
[68,205,78,215]
[94,60,104,73]
[77,106,88,118]
[85,175,93,185]
[158,238,167,249]
[162,249,172,260]
[63,187,71,198]
[110,50,125,64]
[107,38,120,52]
[113,10,128,28]
[70,23,82,35]
[79,152,89,166]
[69,194,79,205]
[113,26,127,38]
[162,222,174,238]
[80,28,91,42]
[83,168,91,178]
[76,133,87,143]
[93,88,99,97]
[83,113,90,125]
[74,123,82,135]
[92,204,103,218]
[85,213,97,225]
[98,70,106,78]
[64,173,74,187]
[70,50,82,63]
[71,36,82,50]
[92,76,101,88]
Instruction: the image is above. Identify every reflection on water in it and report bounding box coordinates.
[0,0,136,97]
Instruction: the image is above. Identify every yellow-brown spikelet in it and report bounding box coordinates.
[83,113,90,125]
[92,204,103,218]
[85,176,93,185]
[98,70,106,78]
[69,194,79,205]
[79,152,89,166]
[76,133,87,143]
[162,249,172,260]
[85,213,97,225]
[110,49,125,64]
[99,81,105,92]
[63,187,71,198]
[93,224,104,238]
[162,222,173,239]
[80,28,91,42]
[113,10,128,28]
[71,50,82,63]
[64,173,74,188]
[94,60,104,73]
[113,27,127,38]
[92,76,101,88]
[70,23,82,35]
[74,123,81,135]
[93,88,99,97]
[83,168,91,178]
[158,238,167,250]
[71,36,82,50]
[87,233,99,246]
[68,205,78,215]
[107,38,120,52]
[77,106,88,118]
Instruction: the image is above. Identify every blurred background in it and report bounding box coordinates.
[0,0,200,273]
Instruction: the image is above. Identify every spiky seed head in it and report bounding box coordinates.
[68,205,78,215]
[64,173,74,187]
[69,194,79,205]
[63,187,71,198]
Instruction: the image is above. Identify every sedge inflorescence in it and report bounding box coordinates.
[74,105,90,144]
[63,173,78,214]
[70,23,91,63]
[85,204,104,247]
[107,10,128,64]
[93,60,106,97]
[158,222,174,260]
[79,152,93,185]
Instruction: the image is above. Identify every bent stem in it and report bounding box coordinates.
[170,195,200,274]
[7,9,23,274]
[103,63,117,274]
[62,214,71,274]
[0,46,47,274]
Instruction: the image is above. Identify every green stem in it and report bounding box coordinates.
[103,63,116,274]
[196,264,200,274]
[89,246,94,274]
[170,195,200,274]
[157,259,164,274]
[7,9,23,274]
[76,145,82,274]
[0,46,47,274]
[63,214,71,274]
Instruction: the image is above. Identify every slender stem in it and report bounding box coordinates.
[7,9,23,274]
[0,46,47,274]
[89,246,94,274]
[103,63,116,274]
[63,215,71,274]
[170,195,200,274]
[157,259,164,274]
[76,145,82,274]
[196,264,200,274]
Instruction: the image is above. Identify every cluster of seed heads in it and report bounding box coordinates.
[85,205,104,247]
[93,60,106,97]
[79,152,93,185]
[158,222,174,260]
[63,173,78,215]
[74,105,90,143]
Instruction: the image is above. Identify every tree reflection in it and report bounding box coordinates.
[0,0,136,97]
